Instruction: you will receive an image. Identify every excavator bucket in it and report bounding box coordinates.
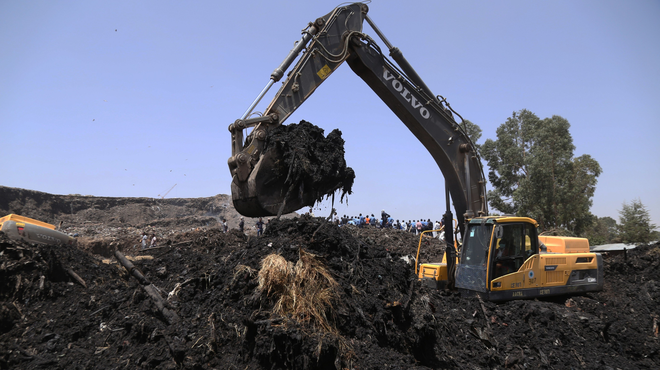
[226,4,364,218]
[229,121,354,217]
[231,144,310,217]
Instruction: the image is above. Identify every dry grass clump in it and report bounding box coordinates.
[257,254,293,297]
[648,245,660,261]
[257,249,340,332]
[232,264,257,283]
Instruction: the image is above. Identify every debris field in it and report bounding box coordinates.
[0,188,659,369]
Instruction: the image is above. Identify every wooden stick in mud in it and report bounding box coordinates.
[114,250,180,324]
[66,268,87,288]
[142,284,179,324]
[114,251,150,285]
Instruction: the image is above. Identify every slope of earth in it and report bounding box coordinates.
[0,186,298,237]
[0,186,296,256]
[0,190,658,369]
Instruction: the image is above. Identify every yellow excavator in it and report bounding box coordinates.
[227,2,603,301]
[416,217,603,301]
[0,214,76,246]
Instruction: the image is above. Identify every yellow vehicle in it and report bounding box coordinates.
[417,216,603,301]
[0,214,76,246]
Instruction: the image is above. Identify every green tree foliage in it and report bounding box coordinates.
[618,199,657,244]
[459,119,482,152]
[584,216,618,246]
[481,109,601,234]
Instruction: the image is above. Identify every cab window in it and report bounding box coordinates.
[461,223,493,266]
[492,223,537,279]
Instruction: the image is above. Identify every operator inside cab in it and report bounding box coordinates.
[492,222,538,280]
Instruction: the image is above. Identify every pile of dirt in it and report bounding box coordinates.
[0,190,658,369]
[266,120,355,206]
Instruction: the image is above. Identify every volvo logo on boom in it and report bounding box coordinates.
[383,69,430,119]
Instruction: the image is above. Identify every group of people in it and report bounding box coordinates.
[338,210,446,239]
[230,216,266,236]
[217,210,445,239]
[140,233,158,249]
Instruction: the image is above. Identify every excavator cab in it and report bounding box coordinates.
[454,217,603,301]
[490,223,534,279]
[418,216,603,301]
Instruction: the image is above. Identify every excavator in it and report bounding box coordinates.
[227,2,603,301]
[0,214,77,246]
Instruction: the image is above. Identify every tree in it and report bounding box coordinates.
[459,119,482,152]
[584,216,618,246]
[481,109,601,234]
[618,199,657,244]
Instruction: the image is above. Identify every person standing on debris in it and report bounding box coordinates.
[256,218,264,236]
[222,218,228,233]
[239,217,244,233]
[141,233,148,249]
[439,218,446,240]
[416,220,423,235]
[381,210,389,229]
[150,234,157,248]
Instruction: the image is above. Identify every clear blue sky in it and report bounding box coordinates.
[2,0,659,228]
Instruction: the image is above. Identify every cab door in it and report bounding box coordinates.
[489,222,539,292]
[456,222,493,293]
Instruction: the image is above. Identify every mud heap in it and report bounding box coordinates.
[1,211,659,369]
[266,120,355,206]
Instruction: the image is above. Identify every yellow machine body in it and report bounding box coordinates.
[418,252,449,288]
[417,216,603,301]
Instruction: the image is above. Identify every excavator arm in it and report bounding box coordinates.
[227,2,487,235]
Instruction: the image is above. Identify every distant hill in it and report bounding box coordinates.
[0,186,292,230]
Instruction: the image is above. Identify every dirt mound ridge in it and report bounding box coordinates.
[0,186,234,227]
[0,186,301,241]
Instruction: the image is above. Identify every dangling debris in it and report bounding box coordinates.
[265,120,355,208]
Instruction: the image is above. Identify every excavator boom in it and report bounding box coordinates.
[227,3,487,234]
